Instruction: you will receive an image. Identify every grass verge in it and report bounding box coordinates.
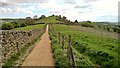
[49,32,70,67]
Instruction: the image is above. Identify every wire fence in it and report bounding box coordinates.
[54,32,76,68]
[49,24,102,67]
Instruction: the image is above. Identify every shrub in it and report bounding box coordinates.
[79,45,87,53]
[11,21,20,28]
[98,25,102,28]
[117,28,120,33]
[111,46,114,48]
[52,42,70,66]
[109,56,114,59]
[74,41,79,45]
[97,51,103,56]
[107,27,110,31]
[39,15,46,19]
[80,22,94,28]
[101,52,109,58]
[96,57,108,66]
[112,27,120,33]
[20,23,27,27]
[88,50,97,58]
[2,23,14,30]
[25,17,36,25]
[101,61,113,68]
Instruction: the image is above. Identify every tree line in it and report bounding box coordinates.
[1,15,47,30]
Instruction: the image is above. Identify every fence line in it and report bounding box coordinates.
[57,32,76,68]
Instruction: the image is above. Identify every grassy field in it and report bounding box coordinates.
[0,20,6,22]
[50,24,119,67]
[0,19,17,22]
[37,16,60,23]
[12,24,45,30]
[0,20,8,25]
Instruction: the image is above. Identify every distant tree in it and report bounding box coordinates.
[58,15,62,19]
[87,21,91,23]
[75,20,78,23]
[56,15,62,21]
[39,15,46,19]
[52,14,55,16]
[81,22,94,28]
[33,15,38,21]
[25,17,35,25]
[68,20,71,23]
[26,17,32,19]
[63,16,66,20]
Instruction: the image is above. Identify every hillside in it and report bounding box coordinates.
[0,19,17,22]
[36,16,60,23]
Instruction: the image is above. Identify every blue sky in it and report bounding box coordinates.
[0,0,119,22]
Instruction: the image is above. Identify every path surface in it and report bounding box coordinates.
[22,25,55,66]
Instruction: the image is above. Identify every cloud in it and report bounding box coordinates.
[0,2,9,7]
[74,5,91,8]
[0,3,34,16]
[63,0,77,4]
[60,0,119,22]
[78,11,86,13]
[0,7,33,15]
[78,11,91,13]
[83,0,100,3]
[0,0,119,22]
[0,2,15,7]
[4,0,50,3]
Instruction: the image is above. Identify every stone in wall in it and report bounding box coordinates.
[0,29,42,66]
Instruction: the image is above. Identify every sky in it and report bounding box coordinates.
[0,0,120,22]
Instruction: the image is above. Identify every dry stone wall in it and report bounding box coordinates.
[0,29,42,67]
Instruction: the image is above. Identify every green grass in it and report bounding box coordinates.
[64,31,118,58]
[12,24,45,30]
[52,24,119,57]
[52,24,72,31]
[51,24,119,67]
[0,20,8,25]
[49,32,70,67]
[0,20,5,22]
[37,16,60,23]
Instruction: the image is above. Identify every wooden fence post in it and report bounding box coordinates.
[68,35,71,61]
[68,35,76,68]
[58,33,60,44]
[70,47,76,68]
[62,35,64,50]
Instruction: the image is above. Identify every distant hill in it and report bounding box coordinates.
[0,19,18,22]
[36,16,60,23]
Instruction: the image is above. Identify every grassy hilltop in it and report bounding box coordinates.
[36,16,60,23]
